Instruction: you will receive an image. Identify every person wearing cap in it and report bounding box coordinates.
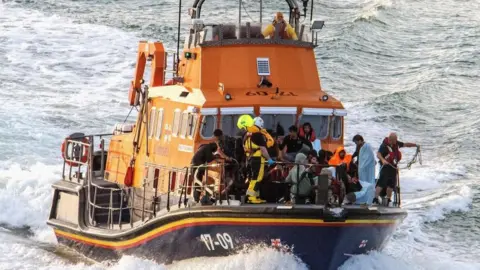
[262,12,298,40]
[237,115,274,204]
[344,135,376,205]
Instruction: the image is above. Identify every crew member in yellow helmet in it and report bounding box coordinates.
[237,115,274,204]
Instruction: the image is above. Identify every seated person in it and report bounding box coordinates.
[328,146,353,169]
[307,150,318,163]
[299,122,316,143]
[318,149,333,165]
[328,146,358,193]
[261,12,298,40]
[307,151,324,176]
[280,125,313,162]
[285,153,318,204]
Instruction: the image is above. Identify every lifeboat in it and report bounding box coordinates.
[46,1,407,269]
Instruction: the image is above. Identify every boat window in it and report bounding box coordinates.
[172,109,181,136]
[188,113,198,139]
[200,115,216,139]
[221,114,253,137]
[180,111,189,138]
[148,107,157,138]
[331,116,342,140]
[260,114,295,137]
[299,115,329,139]
[155,108,164,139]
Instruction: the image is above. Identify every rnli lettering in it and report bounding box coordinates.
[200,233,234,251]
[245,91,298,96]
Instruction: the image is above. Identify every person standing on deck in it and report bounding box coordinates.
[345,135,376,205]
[237,115,274,204]
[190,142,218,203]
[374,132,418,205]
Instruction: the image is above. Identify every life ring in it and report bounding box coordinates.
[61,134,89,167]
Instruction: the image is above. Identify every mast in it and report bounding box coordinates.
[238,0,242,39]
[310,0,314,22]
[260,0,263,24]
[176,0,182,76]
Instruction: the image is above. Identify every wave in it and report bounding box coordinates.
[0,162,61,243]
[40,247,308,270]
[353,0,393,24]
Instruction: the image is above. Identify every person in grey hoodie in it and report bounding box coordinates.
[285,153,318,204]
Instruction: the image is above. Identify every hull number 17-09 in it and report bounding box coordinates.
[200,233,234,251]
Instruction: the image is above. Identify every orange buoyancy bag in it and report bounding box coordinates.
[246,126,275,148]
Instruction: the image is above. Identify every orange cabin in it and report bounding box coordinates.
[105,3,347,192]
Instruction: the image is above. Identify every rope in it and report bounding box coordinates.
[123,106,135,124]
[241,0,257,23]
[399,145,422,170]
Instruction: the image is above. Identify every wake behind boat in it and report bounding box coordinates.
[46,1,407,269]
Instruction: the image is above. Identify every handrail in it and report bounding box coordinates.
[60,131,401,230]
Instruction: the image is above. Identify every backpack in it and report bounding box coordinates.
[247,126,275,148]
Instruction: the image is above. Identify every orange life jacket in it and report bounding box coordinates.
[299,127,316,142]
[328,146,353,170]
[382,137,402,165]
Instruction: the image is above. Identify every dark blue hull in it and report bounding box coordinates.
[51,205,406,270]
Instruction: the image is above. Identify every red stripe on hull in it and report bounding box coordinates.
[55,220,396,250]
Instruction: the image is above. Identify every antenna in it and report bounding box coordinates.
[176,0,182,76]
[238,0,242,39]
[301,0,314,22]
[310,0,314,22]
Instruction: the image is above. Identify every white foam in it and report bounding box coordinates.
[340,250,480,270]
[0,162,61,243]
[106,256,166,270]
[423,185,473,222]
[167,247,307,270]
[354,0,393,22]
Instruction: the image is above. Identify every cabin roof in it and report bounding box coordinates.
[148,85,343,111]
[200,88,344,109]
[149,85,206,106]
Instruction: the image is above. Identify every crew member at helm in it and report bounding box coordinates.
[261,12,298,40]
[237,115,274,204]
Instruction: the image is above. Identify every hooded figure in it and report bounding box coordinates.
[285,153,317,203]
[328,146,353,169]
[350,142,376,204]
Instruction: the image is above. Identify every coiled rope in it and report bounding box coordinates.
[399,145,422,170]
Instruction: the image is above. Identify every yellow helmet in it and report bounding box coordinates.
[237,115,254,130]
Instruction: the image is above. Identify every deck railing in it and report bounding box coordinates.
[61,133,111,183]
[61,134,401,230]
[85,162,228,229]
